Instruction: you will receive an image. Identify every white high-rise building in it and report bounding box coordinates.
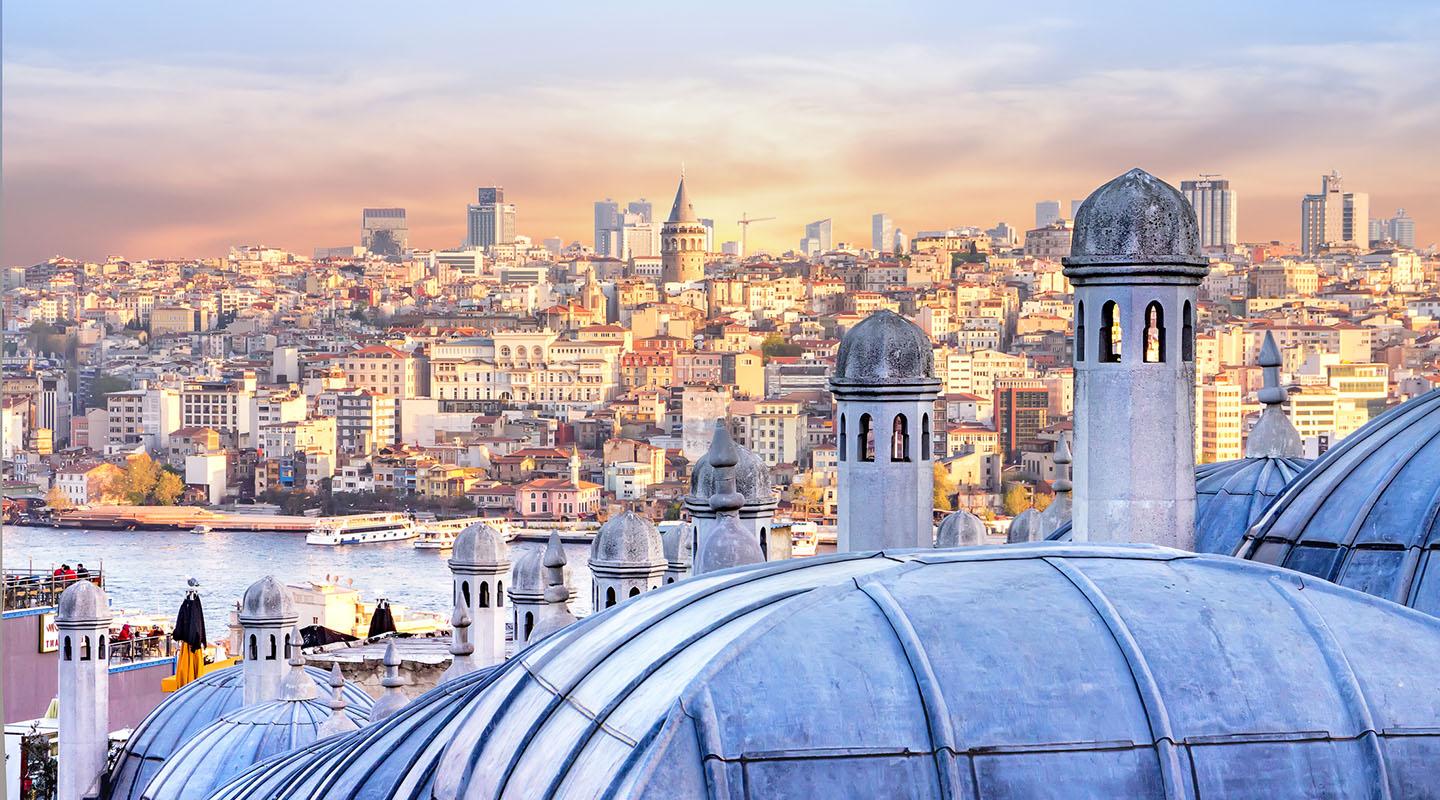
[1390,209,1416,248]
[1180,176,1238,251]
[872,213,895,254]
[1035,200,1062,229]
[1300,172,1367,256]
[466,187,515,248]
[801,219,832,257]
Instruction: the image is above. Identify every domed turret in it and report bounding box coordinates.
[589,511,666,611]
[57,580,112,800]
[508,546,548,649]
[449,521,510,667]
[239,576,294,623]
[935,509,986,547]
[687,420,776,564]
[237,576,298,706]
[832,309,937,386]
[449,521,509,568]
[1067,168,1205,268]
[661,521,695,583]
[1007,507,1042,544]
[693,423,765,575]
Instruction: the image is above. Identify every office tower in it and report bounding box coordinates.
[661,174,707,283]
[1369,218,1388,245]
[616,213,659,258]
[594,199,620,255]
[628,199,653,223]
[1390,209,1416,248]
[993,379,1050,464]
[872,213,895,254]
[466,187,515,248]
[699,218,715,253]
[1300,172,1367,256]
[1180,176,1238,251]
[800,219,833,257]
[1035,200,1062,229]
[894,228,907,254]
[361,208,408,256]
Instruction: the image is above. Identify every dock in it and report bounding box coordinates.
[53,506,328,533]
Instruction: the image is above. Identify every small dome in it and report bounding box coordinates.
[429,544,1440,798]
[661,522,695,565]
[589,511,666,568]
[239,576,295,623]
[1065,168,1206,267]
[1006,507,1042,544]
[1240,387,1440,616]
[935,509,986,547]
[106,664,373,800]
[831,310,936,386]
[57,580,110,625]
[687,445,773,509]
[449,521,510,569]
[693,516,764,575]
[508,547,547,599]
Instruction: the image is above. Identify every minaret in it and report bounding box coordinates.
[686,420,778,560]
[1038,435,1073,538]
[660,174,707,283]
[441,604,477,683]
[57,580,112,800]
[530,532,578,641]
[449,521,510,666]
[1246,331,1303,458]
[588,511,666,610]
[317,663,358,737]
[238,576,298,706]
[693,423,765,574]
[1063,168,1209,549]
[829,309,942,551]
[369,640,408,723]
[508,547,546,650]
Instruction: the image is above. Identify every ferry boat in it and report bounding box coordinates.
[410,516,511,550]
[412,530,456,550]
[305,513,417,546]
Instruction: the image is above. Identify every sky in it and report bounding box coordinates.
[3,1,1438,264]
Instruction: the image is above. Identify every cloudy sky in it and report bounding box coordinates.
[3,1,1437,263]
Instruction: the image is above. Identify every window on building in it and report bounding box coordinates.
[605,587,617,608]
[859,413,875,462]
[1075,301,1085,362]
[1182,301,1195,362]
[891,414,910,462]
[479,581,490,608]
[1100,301,1122,362]
[922,414,931,460]
[839,415,847,461]
[1143,301,1165,363]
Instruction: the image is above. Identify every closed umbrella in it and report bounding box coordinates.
[171,581,207,689]
[367,599,397,638]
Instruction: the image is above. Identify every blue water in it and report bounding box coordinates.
[3,526,593,636]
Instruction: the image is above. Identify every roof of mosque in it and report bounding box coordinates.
[239,576,295,623]
[209,666,503,800]
[1064,168,1206,269]
[830,309,937,386]
[687,443,774,510]
[589,511,666,569]
[105,664,373,800]
[1239,387,1440,616]
[449,521,510,569]
[1045,455,1310,553]
[422,544,1440,798]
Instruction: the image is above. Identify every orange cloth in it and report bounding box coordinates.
[173,642,203,689]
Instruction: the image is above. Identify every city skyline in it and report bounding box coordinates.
[4,1,1439,263]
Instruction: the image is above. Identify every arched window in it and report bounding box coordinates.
[859,414,875,462]
[1075,301,1086,362]
[1143,301,1166,363]
[461,581,471,607]
[64,636,73,661]
[267,634,277,660]
[667,576,675,584]
[1182,301,1195,362]
[891,414,910,462]
[760,528,769,559]
[283,632,292,659]
[628,587,640,598]
[606,587,617,608]
[496,580,504,606]
[523,612,534,640]
[248,634,257,660]
[81,635,91,661]
[839,414,847,461]
[1100,301,1122,363]
[99,635,106,659]
[922,414,932,460]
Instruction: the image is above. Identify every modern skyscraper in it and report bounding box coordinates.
[593,199,620,255]
[661,175,707,283]
[1180,176,1238,252]
[628,199,653,223]
[872,213,895,254]
[800,219,833,257]
[466,187,516,249]
[1390,209,1416,248]
[1300,172,1367,256]
[698,218,715,253]
[1035,200,1062,229]
[361,208,408,256]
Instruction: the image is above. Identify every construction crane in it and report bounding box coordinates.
[736,213,776,259]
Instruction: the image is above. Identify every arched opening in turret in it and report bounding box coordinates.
[605,587,617,608]
[1143,302,1166,363]
[859,414,875,462]
[496,580,503,606]
[283,632,292,659]
[1100,301,1122,362]
[63,636,72,661]
[760,528,769,558]
[1075,302,1085,362]
[99,635,106,658]
[523,612,534,640]
[922,414,932,460]
[248,634,257,660]
[891,414,911,462]
[461,581,470,607]
[839,414,847,461]
[478,581,490,608]
[267,634,277,660]
[667,576,675,584]
[628,587,640,598]
[81,635,91,661]
[1182,301,1195,362]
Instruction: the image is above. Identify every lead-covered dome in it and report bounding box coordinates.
[239,576,295,623]
[57,580,110,624]
[831,309,936,385]
[449,521,510,569]
[106,664,373,800]
[428,544,1440,798]
[589,511,665,568]
[686,444,774,510]
[1239,388,1440,616]
[934,509,986,547]
[1065,168,1206,268]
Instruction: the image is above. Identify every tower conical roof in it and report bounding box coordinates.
[667,175,696,223]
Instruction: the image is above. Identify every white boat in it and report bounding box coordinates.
[412,531,456,550]
[306,513,416,546]
[190,524,211,536]
[409,516,510,550]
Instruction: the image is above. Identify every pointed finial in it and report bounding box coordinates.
[1247,330,1303,458]
[707,421,745,516]
[280,627,317,701]
[543,533,570,604]
[317,662,357,736]
[369,639,408,723]
[442,603,476,683]
[1052,436,1072,494]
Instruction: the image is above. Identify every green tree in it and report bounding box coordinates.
[110,454,161,505]
[1002,483,1030,517]
[152,471,186,506]
[932,462,957,512]
[760,333,803,361]
[46,484,74,512]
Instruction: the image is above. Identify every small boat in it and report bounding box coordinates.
[306,513,416,546]
[190,525,211,536]
[412,530,457,550]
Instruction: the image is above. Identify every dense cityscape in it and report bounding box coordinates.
[1,171,1428,527]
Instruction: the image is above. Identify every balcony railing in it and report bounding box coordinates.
[3,571,104,613]
[108,634,176,665]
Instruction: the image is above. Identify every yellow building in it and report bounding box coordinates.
[1195,379,1243,464]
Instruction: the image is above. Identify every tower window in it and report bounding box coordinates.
[497,580,504,607]
[268,634,277,660]
[1143,302,1166,363]
[629,587,641,598]
[859,414,875,462]
[1100,301,1122,363]
[839,414,847,461]
[479,581,490,608]
[99,635,106,659]
[891,414,911,462]
[524,612,534,640]
[922,414,931,460]
[1075,302,1085,362]
[81,635,92,661]
[64,636,73,661]
[606,587,617,608]
[1182,301,1195,362]
[249,634,257,660]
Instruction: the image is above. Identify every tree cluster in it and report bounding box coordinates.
[107,454,185,506]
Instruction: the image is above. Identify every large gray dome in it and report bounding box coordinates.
[239,576,295,623]
[428,544,1440,798]
[1239,388,1440,617]
[57,580,111,624]
[105,664,372,800]
[1065,168,1206,268]
[449,521,510,569]
[831,309,936,385]
[687,443,774,510]
[589,511,665,568]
